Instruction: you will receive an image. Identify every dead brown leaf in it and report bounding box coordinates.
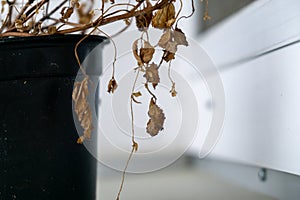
[165,40,178,53]
[72,77,93,144]
[60,7,74,20]
[174,28,188,46]
[76,3,93,24]
[70,0,80,8]
[146,98,165,136]
[158,29,171,49]
[132,39,143,66]
[107,77,118,93]
[135,1,153,31]
[163,50,175,62]
[1,1,5,14]
[132,141,138,152]
[144,63,160,85]
[170,82,177,97]
[47,26,57,34]
[140,41,155,64]
[132,91,142,97]
[131,91,142,104]
[152,3,176,29]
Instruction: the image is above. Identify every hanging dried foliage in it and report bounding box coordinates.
[72,77,93,144]
[0,0,212,199]
[146,98,165,136]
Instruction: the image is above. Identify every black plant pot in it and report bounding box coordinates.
[0,35,106,200]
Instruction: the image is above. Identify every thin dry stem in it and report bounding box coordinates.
[167,60,175,85]
[74,33,94,77]
[116,147,135,200]
[35,0,68,26]
[175,0,195,28]
[130,69,140,144]
[95,28,118,80]
[144,82,157,100]
[202,0,211,20]
[116,69,140,200]
[58,0,168,34]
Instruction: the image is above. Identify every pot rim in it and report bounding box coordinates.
[0,34,108,48]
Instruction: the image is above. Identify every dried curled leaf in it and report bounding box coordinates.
[14,19,24,31]
[132,91,142,97]
[72,77,93,144]
[124,18,131,25]
[174,28,188,46]
[203,15,211,21]
[71,0,80,8]
[1,0,5,14]
[132,39,143,66]
[133,40,155,66]
[158,28,188,55]
[60,7,74,20]
[140,41,155,64]
[131,91,142,104]
[158,29,171,49]
[47,26,57,34]
[170,82,177,97]
[146,98,165,136]
[165,40,178,54]
[144,63,160,85]
[135,1,153,31]
[132,141,138,152]
[152,2,176,29]
[163,50,175,62]
[77,136,86,144]
[107,77,118,93]
[77,3,93,24]
[14,14,27,32]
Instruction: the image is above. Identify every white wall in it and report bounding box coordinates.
[195,0,300,176]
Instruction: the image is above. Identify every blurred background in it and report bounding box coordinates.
[96,0,300,199]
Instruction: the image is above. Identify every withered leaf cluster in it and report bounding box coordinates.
[127,1,190,139]
[60,0,81,20]
[72,77,93,144]
[0,1,212,200]
[60,0,91,23]
[77,3,94,25]
[158,28,188,54]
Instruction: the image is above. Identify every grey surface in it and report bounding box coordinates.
[97,157,277,200]
[197,0,254,33]
[199,158,300,200]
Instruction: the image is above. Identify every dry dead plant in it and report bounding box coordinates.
[0,0,210,199]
